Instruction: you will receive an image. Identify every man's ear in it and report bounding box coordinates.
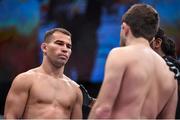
[122,22,130,36]
[154,38,162,49]
[41,43,47,54]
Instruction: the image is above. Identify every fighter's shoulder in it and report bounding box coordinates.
[107,47,132,62]
[15,67,39,80]
[109,47,133,56]
[63,75,80,88]
[109,47,124,52]
[12,70,34,88]
[15,70,31,79]
[70,80,80,88]
[63,75,82,97]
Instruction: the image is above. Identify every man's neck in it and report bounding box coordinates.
[125,37,150,47]
[157,49,165,58]
[41,59,64,78]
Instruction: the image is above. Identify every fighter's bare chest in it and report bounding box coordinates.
[28,78,76,107]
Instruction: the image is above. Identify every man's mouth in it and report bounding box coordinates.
[58,54,68,60]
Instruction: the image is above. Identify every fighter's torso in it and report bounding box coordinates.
[23,70,77,119]
[111,46,176,118]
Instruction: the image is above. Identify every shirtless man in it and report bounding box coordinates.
[88,4,178,119]
[4,28,83,119]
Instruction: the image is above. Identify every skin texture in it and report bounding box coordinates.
[151,29,180,118]
[88,22,177,119]
[4,30,83,119]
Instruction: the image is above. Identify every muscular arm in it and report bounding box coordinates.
[70,85,83,118]
[158,81,178,119]
[88,48,127,119]
[4,73,32,119]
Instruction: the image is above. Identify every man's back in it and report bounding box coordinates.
[111,45,177,118]
[88,3,177,119]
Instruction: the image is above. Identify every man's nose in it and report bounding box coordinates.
[61,45,68,52]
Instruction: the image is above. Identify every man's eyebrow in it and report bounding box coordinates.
[54,39,63,42]
[55,40,72,46]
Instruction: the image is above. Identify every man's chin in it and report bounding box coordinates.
[54,61,67,68]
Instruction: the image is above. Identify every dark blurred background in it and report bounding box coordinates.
[0,0,180,118]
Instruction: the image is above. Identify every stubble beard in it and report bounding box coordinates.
[54,59,68,68]
[48,55,67,69]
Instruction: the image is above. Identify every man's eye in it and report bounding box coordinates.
[67,45,72,49]
[56,42,64,45]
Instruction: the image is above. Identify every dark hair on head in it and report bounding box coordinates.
[44,28,71,43]
[161,36,176,58]
[155,28,164,39]
[162,36,176,58]
[122,3,159,41]
[155,28,176,58]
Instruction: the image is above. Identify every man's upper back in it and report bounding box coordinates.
[111,45,177,118]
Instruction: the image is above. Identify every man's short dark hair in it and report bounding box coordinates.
[122,3,159,41]
[44,28,71,43]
